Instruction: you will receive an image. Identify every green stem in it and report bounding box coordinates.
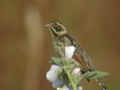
[63,66,77,90]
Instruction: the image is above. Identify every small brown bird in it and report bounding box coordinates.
[45,20,108,90]
[45,20,92,70]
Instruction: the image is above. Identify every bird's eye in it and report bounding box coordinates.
[53,25,63,32]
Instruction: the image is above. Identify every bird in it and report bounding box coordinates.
[45,20,108,90]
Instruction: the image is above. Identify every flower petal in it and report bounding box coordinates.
[65,46,76,59]
[46,65,61,82]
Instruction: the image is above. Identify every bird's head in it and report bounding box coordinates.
[45,20,68,37]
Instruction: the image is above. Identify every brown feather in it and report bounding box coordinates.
[73,54,89,70]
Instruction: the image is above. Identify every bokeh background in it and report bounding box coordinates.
[0,0,120,90]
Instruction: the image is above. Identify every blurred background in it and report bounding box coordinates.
[0,0,120,90]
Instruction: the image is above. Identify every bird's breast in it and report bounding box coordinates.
[52,36,73,57]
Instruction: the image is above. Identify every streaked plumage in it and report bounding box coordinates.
[46,20,108,90]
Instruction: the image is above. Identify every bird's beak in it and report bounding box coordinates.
[44,23,52,28]
[41,23,52,31]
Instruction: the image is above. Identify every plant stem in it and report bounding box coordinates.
[63,66,77,90]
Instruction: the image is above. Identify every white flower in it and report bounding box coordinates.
[72,68,81,75]
[46,65,61,82]
[52,79,64,88]
[65,46,76,59]
[78,86,83,90]
[62,85,70,90]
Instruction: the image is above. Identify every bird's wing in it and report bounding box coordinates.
[73,48,94,71]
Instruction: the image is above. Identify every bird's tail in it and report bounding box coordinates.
[95,79,108,90]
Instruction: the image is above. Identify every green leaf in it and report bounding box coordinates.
[50,57,63,65]
[50,57,75,66]
[84,71,109,79]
